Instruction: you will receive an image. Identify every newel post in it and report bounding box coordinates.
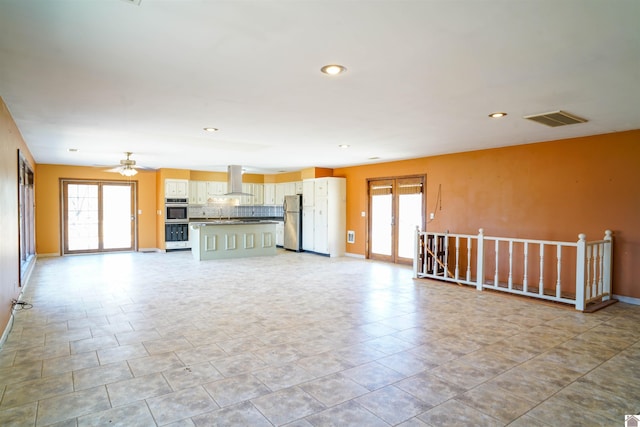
[575,233,587,311]
[413,226,420,278]
[602,230,613,301]
[476,228,484,291]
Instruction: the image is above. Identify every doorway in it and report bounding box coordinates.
[368,176,424,264]
[61,180,137,254]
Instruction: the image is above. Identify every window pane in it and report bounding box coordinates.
[371,193,392,256]
[398,193,422,259]
[67,184,99,251]
[103,185,132,249]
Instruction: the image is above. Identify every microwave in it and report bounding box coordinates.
[165,199,188,222]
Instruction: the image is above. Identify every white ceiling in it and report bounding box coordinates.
[1,0,639,174]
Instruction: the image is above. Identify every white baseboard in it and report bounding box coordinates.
[613,294,640,306]
[345,252,366,259]
[38,252,60,258]
[138,248,162,253]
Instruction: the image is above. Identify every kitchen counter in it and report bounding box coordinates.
[190,220,277,261]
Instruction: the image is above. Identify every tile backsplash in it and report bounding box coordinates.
[189,204,283,219]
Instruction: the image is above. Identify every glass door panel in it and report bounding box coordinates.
[63,180,136,254]
[368,176,424,264]
[67,184,100,251]
[103,184,133,249]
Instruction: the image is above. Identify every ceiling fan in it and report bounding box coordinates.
[105,152,150,176]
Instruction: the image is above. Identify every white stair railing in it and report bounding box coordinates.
[414,227,613,311]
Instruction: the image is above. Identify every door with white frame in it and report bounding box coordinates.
[62,180,136,254]
[368,176,424,264]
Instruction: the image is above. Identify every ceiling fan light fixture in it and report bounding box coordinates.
[119,166,138,177]
[321,64,347,75]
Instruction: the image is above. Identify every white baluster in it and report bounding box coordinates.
[592,244,599,299]
[466,237,471,282]
[539,243,544,295]
[586,245,592,299]
[494,240,499,286]
[476,229,485,291]
[575,234,587,311]
[508,240,513,289]
[444,233,449,278]
[523,242,528,293]
[433,235,439,275]
[602,230,612,301]
[556,244,562,298]
[455,236,460,280]
[598,242,605,296]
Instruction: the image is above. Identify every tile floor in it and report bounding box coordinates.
[0,250,638,426]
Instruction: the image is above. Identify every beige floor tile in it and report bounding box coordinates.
[454,381,537,424]
[0,402,37,426]
[163,362,224,391]
[146,385,219,425]
[96,342,149,365]
[106,372,172,407]
[1,372,73,409]
[42,352,99,377]
[77,401,155,427]
[3,252,638,426]
[341,361,405,391]
[73,360,132,391]
[251,386,326,426]
[203,373,271,407]
[395,371,465,407]
[36,385,110,426]
[305,400,388,427]
[253,363,316,391]
[191,401,272,427]
[127,351,184,377]
[300,373,369,406]
[356,385,432,425]
[418,399,503,426]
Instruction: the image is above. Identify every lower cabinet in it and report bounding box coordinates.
[275,221,284,247]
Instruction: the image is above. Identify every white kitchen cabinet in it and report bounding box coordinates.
[275,221,284,247]
[302,207,315,251]
[253,183,264,205]
[302,180,315,206]
[165,179,189,198]
[189,181,207,205]
[302,177,346,257]
[294,181,303,194]
[275,183,286,205]
[263,183,276,205]
[207,181,227,197]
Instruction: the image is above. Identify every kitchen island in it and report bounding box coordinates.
[190,220,278,261]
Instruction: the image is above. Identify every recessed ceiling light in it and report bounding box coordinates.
[338,144,350,149]
[204,127,219,132]
[488,112,507,118]
[321,64,347,75]
[368,156,380,160]
[68,148,79,152]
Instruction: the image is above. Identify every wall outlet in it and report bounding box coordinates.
[429,212,435,220]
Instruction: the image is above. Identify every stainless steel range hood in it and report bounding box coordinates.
[224,165,253,196]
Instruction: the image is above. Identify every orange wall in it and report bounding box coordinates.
[35,165,157,255]
[0,98,36,336]
[335,130,640,299]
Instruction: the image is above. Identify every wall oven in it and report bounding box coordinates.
[165,198,190,250]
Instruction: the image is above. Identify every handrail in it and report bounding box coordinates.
[414,227,612,311]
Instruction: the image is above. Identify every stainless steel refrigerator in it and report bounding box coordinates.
[283,194,302,252]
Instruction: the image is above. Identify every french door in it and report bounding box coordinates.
[368,176,424,264]
[62,180,136,254]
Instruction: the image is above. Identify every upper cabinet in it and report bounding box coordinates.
[207,181,227,198]
[189,181,207,204]
[165,179,189,198]
[263,184,276,205]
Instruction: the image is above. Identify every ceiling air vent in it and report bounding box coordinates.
[523,110,588,127]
